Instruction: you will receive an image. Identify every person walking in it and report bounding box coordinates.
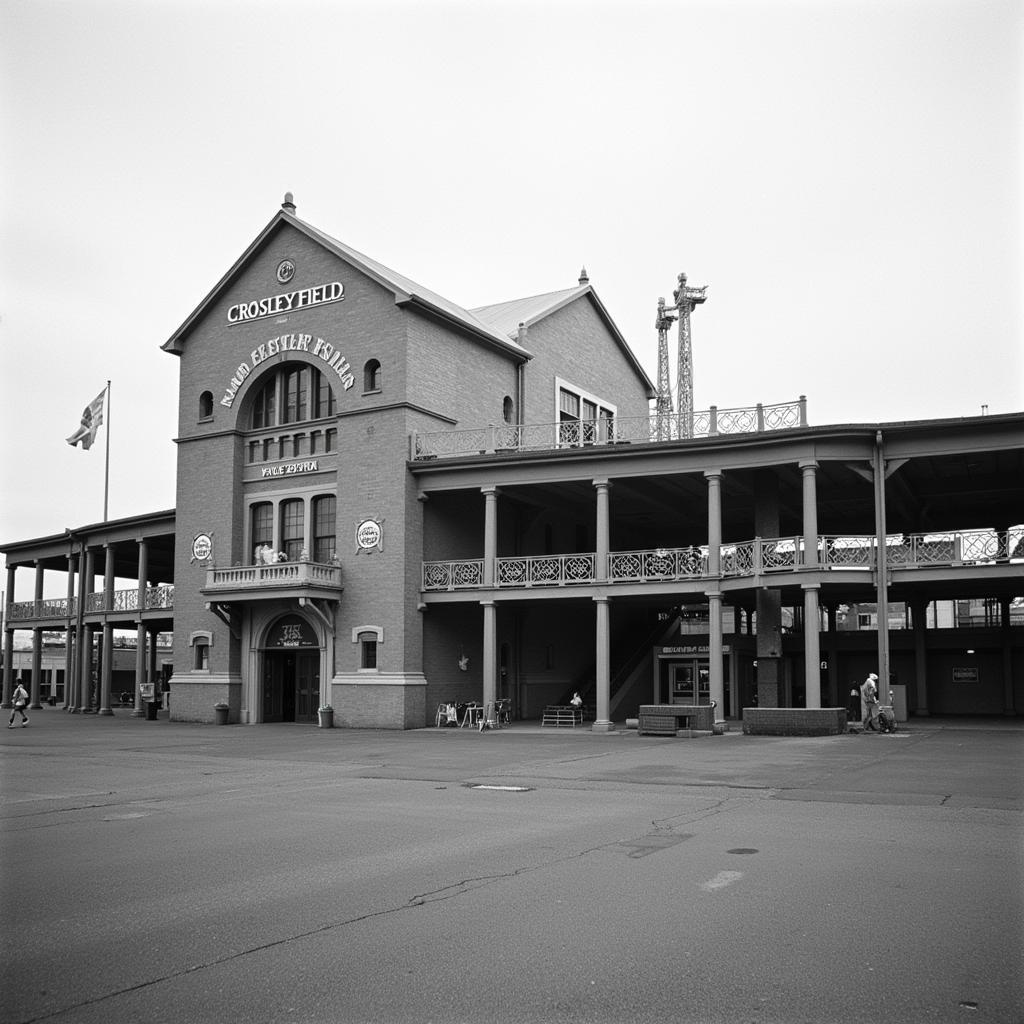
[8,681,30,728]
[860,672,879,732]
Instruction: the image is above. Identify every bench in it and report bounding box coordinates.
[638,704,715,736]
[542,705,582,728]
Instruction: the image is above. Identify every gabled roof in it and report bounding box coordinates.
[472,284,656,397]
[162,202,529,359]
[471,285,587,338]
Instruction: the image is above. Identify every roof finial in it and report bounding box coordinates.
[578,266,589,285]
[282,192,296,213]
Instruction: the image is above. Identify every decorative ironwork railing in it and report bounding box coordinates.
[422,527,1023,591]
[411,398,808,460]
[496,554,595,587]
[609,546,708,581]
[422,559,484,590]
[5,586,175,621]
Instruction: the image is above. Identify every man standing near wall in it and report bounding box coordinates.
[860,672,879,732]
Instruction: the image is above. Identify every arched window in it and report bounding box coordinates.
[503,395,514,424]
[251,376,277,429]
[249,366,335,429]
[363,359,381,393]
[313,370,335,419]
[199,391,214,419]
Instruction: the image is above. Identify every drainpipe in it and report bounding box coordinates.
[873,431,891,695]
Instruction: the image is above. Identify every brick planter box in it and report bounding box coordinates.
[741,708,848,736]
[638,704,715,736]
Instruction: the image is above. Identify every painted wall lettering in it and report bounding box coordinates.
[227,281,344,324]
[261,460,320,478]
[221,334,355,408]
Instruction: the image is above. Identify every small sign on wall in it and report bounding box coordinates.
[356,518,383,554]
[191,533,213,563]
[267,615,318,649]
[952,667,980,683]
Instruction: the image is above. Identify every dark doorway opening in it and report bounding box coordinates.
[262,650,320,722]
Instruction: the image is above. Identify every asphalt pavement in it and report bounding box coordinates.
[1,708,1021,1024]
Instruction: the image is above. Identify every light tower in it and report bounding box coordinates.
[654,295,677,441]
[672,272,707,439]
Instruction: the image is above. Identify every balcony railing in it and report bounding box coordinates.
[5,585,175,622]
[423,527,1023,591]
[411,398,808,460]
[497,553,596,587]
[204,560,342,591]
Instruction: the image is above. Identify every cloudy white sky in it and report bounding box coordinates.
[1,0,1021,577]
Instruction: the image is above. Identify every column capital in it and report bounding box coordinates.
[480,485,500,497]
[798,459,819,471]
[592,478,612,490]
[703,468,723,481]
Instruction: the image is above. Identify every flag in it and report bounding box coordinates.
[66,389,106,450]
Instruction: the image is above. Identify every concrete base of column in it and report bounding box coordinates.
[590,720,616,733]
[131,709,145,718]
[98,708,114,716]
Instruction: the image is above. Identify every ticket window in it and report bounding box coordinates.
[670,662,711,705]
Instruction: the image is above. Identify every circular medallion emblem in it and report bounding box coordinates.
[276,259,296,284]
[192,533,213,562]
[356,519,382,550]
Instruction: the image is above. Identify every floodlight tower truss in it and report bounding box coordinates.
[654,296,677,441]
[672,272,708,439]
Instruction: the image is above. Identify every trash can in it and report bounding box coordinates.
[146,701,159,721]
[214,702,230,726]
[318,706,334,729]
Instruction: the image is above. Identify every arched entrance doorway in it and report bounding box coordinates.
[261,614,321,722]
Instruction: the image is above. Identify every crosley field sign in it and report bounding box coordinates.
[227,281,344,324]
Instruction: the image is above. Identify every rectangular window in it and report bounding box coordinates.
[313,370,335,419]
[582,399,597,443]
[361,640,378,670]
[193,643,209,671]
[251,503,273,563]
[559,388,580,419]
[252,379,276,429]
[281,499,304,561]
[283,367,308,424]
[313,495,336,562]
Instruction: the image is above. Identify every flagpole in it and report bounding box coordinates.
[103,380,111,521]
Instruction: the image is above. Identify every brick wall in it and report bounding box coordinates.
[741,707,848,736]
